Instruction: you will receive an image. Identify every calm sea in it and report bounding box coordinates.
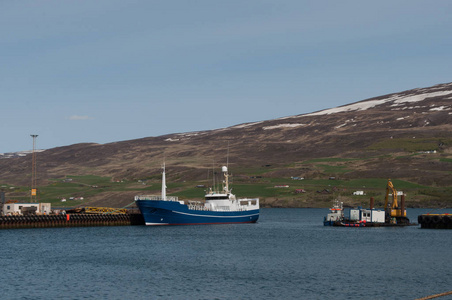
[1,208,451,300]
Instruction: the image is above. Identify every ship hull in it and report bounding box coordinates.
[135,199,259,225]
[323,220,335,226]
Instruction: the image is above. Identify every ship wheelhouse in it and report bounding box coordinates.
[205,194,229,201]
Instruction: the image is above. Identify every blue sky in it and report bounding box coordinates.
[1,0,451,153]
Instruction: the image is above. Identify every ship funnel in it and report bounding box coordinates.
[222,166,228,173]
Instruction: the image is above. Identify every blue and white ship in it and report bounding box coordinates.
[135,164,259,225]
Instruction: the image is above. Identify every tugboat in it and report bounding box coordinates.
[323,199,344,226]
[135,164,260,225]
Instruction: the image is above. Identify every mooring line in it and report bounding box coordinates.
[415,290,452,300]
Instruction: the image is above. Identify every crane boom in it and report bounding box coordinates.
[384,179,406,219]
[385,179,398,210]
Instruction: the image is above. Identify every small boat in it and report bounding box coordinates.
[135,164,260,225]
[323,199,344,226]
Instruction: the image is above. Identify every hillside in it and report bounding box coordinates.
[0,82,451,207]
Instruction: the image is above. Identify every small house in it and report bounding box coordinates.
[389,192,404,196]
[349,208,385,223]
[353,191,365,196]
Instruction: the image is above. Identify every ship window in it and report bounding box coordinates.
[205,196,228,200]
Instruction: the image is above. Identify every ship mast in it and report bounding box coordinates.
[161,162,166,200]
[222,166,229,194]
[224,142,230,193]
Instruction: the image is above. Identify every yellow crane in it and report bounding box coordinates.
[384,179,408,223]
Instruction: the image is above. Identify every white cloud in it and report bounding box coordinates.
[68,115,93,120]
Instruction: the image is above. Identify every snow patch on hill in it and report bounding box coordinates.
[0,149,45,159]
[231,121,264,129]
[335,119,357,129]
[263,123,306,130]
[391,90,452,106]
[305,90,452,116]
[429,106,449,111]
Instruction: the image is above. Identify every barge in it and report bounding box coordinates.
[324,179,415,227]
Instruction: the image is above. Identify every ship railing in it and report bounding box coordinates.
[213,206,253,211]
[184,199,259,212]
[134,195,179,202]
[188,204,209,211]
[187,200,208,211]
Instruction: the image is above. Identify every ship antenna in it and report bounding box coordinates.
[221,142,230,193]
[212,160,215,193]
[226,141,230,169]
[161,162,166,200]
[226,141,230,192]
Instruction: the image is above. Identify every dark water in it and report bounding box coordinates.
[1,208,452,300]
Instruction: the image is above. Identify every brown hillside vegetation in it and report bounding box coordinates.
[0,82,451,207]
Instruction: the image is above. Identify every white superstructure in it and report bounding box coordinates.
[201,166,259,212]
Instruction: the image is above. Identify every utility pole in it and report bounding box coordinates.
[30,134,38,203]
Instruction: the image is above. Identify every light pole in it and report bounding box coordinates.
[30,134,38,202]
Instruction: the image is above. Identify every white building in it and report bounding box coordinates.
[389,192,404,196]
[349,208,385,223]
[2,203,51,215]
[353,191,365,195]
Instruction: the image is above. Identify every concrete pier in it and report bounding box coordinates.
[0,213,145,229]
[418,214,452,229]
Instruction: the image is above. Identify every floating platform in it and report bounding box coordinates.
[332,221,416,227]
[418,214,452,229]
[0,213,145,229]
